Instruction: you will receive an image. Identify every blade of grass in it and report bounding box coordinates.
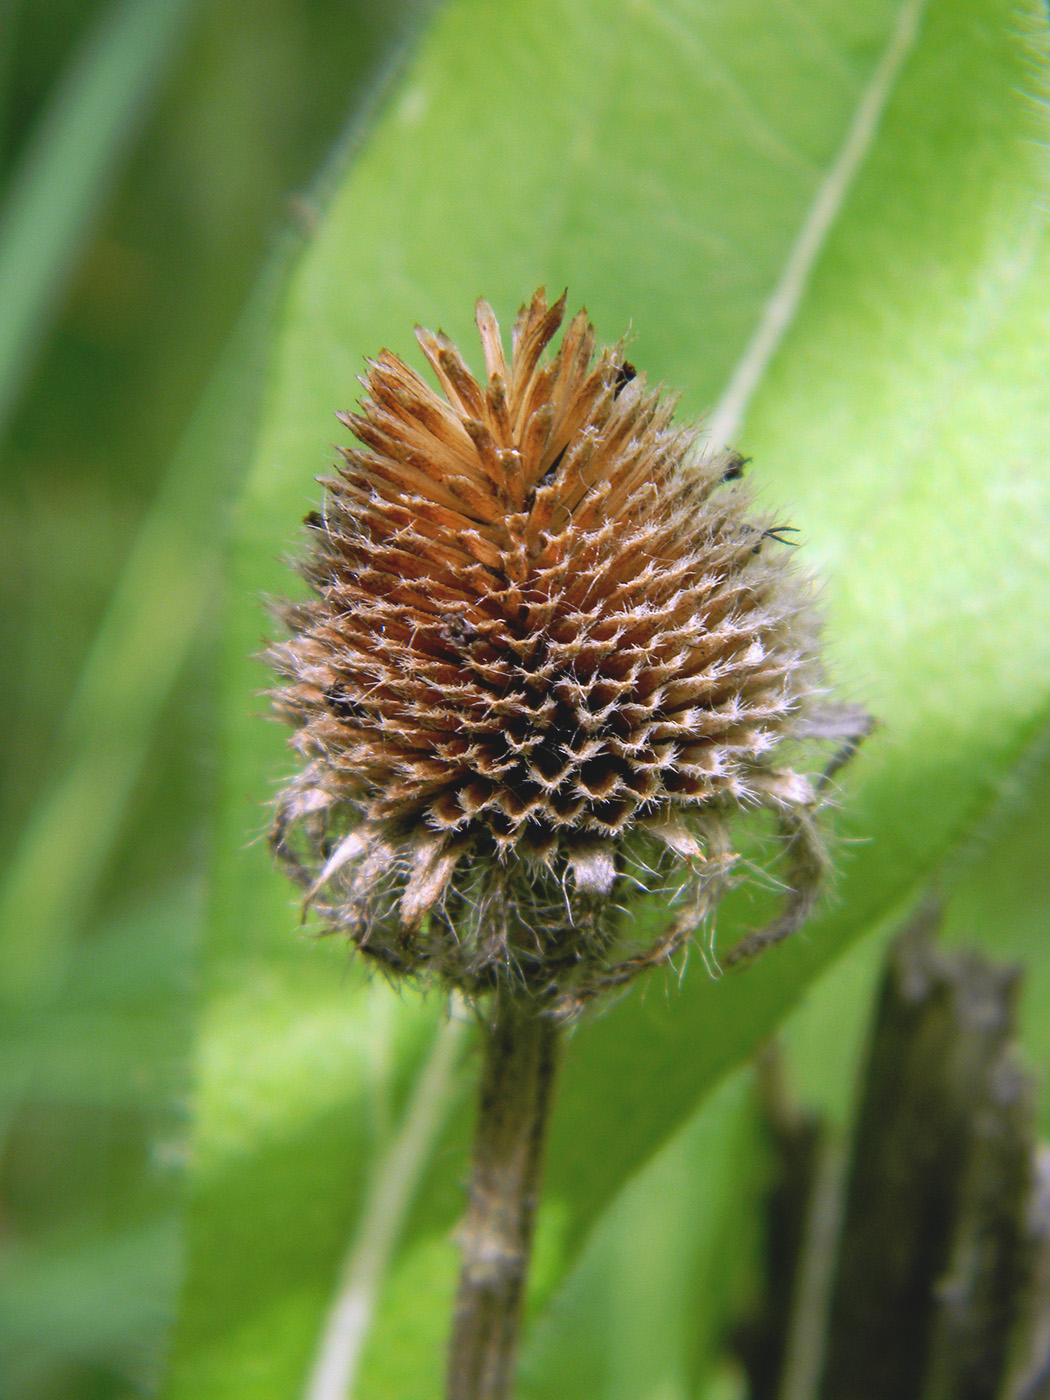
[304,1006,468,1400]
[0,0,25,167]
[0,242,291,1010]
[0,885,196,1395]
[0,0,195,443]
[0,0,441,1014]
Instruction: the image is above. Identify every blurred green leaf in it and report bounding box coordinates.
[0,0,194,441]
[176,0,1050,1395]
[0,883,195,1107]
[0,882,196,1398]
[0,2,21,166]
[0,1218,180,1396]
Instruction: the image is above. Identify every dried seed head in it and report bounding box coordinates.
[268,289,845,1009]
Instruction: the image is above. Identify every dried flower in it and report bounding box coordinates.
[268,289,857,1010]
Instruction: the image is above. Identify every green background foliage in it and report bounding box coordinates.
[2,1,1049,1397]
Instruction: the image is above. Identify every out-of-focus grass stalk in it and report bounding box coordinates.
[0,245,293,1010]
[0,0,194,443]
[0,0,437,1015]
[0,2,25,167]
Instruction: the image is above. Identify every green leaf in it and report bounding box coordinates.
[179,0,1050,1395]
[548,0,1050,1261]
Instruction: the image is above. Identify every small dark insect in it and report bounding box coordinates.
[753,524,801,554]
[441,612,482,650]
[537,361,634,490]
[721,451,750,482]
[539,445,567,486]
[612,360,637,396]
[324,683,367,721]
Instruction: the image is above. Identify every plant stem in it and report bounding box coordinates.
[446,991,562,1400]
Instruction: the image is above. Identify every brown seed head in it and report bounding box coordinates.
[268,289,838,1008]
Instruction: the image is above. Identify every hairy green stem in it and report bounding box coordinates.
[446,992,562,1400]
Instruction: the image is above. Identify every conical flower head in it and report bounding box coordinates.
[269,289,834,1004]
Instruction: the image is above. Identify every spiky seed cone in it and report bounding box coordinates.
[269,288,829,1005]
